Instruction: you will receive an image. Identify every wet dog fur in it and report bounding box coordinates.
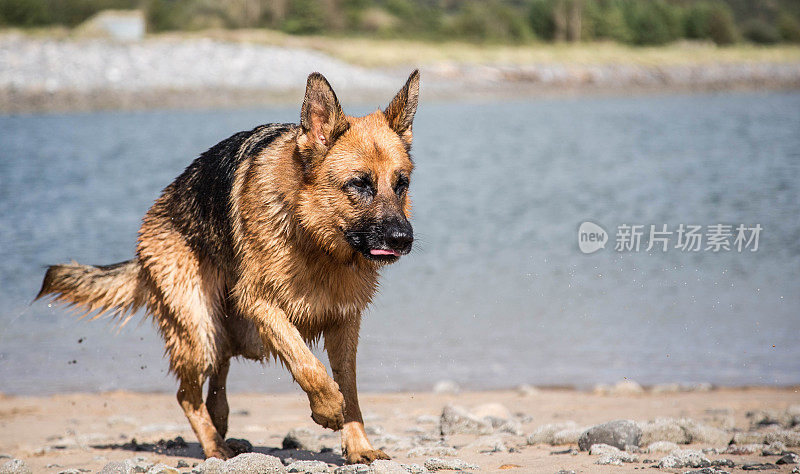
[37,70,420,464]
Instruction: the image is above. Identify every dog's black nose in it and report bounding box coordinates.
[385,221,413,252]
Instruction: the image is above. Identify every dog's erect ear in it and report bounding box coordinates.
[299,72,349,153]
[384,69,420,149]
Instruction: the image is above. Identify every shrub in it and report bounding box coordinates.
[450,1,532,43]
[282,0,326,35]
[0,0,50,26]
[742,18,781,44]
[624,0,683,45]
[528,0,556,40]
[684,1,738,45]
[777,11,800,42]
[584,0,632,43]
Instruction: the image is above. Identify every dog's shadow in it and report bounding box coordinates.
[90,437,345,466]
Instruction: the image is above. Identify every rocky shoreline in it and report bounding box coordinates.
[1,386,798,473]
[1,34,799,114]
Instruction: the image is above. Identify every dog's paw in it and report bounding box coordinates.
[345,448,391,464]
[309,382,345,431]
[205,442,235,460]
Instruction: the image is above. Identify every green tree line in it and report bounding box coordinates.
[1,0,799,45]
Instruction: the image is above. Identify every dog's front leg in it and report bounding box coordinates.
[324,319,390,464]
[247,299,344,431]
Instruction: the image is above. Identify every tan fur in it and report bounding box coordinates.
[37,70,420,464]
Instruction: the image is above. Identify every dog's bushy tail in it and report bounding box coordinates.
[36,259,147,326]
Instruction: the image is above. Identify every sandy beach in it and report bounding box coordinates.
[1,386,798,473]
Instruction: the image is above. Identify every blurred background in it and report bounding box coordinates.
[0,0,798,396]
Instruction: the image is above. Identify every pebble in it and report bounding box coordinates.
[192,453,285,473]
[333,465,371,473]
[400,464,428,474]
[370,460,409,474]
[146,464,179,474]
[657,449,711,469]
[463,435,509,453]
[741,463,779,471]
[0,459,31,474]
[439,405,493,436]
[100,456,154,473]
[286,460,331,472]
[423,458,478,471]
[589,443,639,465]
[777,453,800,465]
[527,422,579,445]
[578,419,642,451]
[432,381,460,395]
[407,447,457,458]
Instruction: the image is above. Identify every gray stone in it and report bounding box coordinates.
[407,446,457,458]
[333,465,371,474]
[440,405,492,436]
[639,418,691,445]
[681,419,732,445]
[657,449,711,469]
[145,464,179,474]
[551,427,586,445]
[740,463,779,470]
[370,460,408,474]
[286,460,331,472]
[0,459,31,474]
[589,444,638,465]
[423,458,478,471]
[193,453,285,473]
[464,435,508,453]
[399,464,428,474]
[777,453,800,465]
[578,420,642,451]
[100,457,153,474]
[526,422,579,445]
[762,442,787,456]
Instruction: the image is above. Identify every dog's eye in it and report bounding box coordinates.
[344,177,374,197]
[394,175,409,196]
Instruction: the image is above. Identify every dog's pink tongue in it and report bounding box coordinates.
[370,249,400,256]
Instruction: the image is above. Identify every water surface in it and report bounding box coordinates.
[1,91,799,395]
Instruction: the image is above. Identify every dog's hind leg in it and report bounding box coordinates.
[177,373,234,460]
[325,319,390,464]
[206,357,230,438]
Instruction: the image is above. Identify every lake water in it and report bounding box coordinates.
[1,91,799,395]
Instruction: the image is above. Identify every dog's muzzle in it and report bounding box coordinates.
[344,218,413,262]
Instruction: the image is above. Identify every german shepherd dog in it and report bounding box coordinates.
[36,70,420,464]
